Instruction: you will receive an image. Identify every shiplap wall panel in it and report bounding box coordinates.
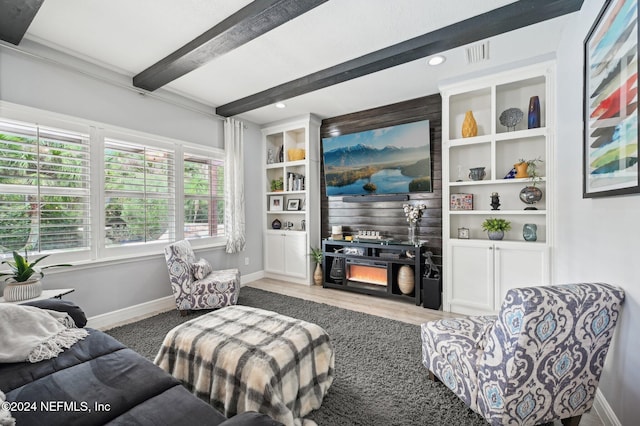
[320,94,443,262]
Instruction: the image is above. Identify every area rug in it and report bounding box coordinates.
[106,286,486,426]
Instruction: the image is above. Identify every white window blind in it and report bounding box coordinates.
[0,120,91,256]
[183,152,224,239]
[104,139,175,246]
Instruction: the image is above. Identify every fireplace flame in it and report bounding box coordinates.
[347,264,387,286]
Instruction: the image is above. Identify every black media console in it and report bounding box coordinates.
[322,239,441,308]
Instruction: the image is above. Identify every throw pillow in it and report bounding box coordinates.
[192,258,213,280]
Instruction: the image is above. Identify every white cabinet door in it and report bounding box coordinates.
[283,232,307,278]
[494,243,549,308]
[265,232,286,274]
[447,241,494,315]
[264,231,308,280]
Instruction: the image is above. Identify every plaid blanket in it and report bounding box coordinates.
[154,305,334,426]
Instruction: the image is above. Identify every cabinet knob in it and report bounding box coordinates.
[489,246,493,250]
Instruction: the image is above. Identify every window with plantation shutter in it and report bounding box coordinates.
[183,152,224,239]
[0,120,91,255]
[104,139,175,246]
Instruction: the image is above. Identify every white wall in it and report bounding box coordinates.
[555,1,639,423]
[0,42,264,317]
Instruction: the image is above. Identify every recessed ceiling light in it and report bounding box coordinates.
[275,102,286,109]
[427,55,446,66]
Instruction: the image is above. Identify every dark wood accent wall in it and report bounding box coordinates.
[320,94,442,262]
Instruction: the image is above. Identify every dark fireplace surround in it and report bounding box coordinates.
[319,94,443,265]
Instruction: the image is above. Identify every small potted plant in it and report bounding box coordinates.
[308,247,323,286]
[515,157,543,185]
[270,177,284,192]
[0,250,71,301]
[481,218,511,241]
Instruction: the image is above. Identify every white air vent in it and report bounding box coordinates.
[465,41,490,64]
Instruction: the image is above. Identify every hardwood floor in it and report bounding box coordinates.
[245,278,603,426]
[247,277,457,325]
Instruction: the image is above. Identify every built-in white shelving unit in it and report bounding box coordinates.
[441,61,555,315]
[261,114,321,285]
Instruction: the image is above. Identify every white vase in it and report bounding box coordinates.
[3,278,43,302]
[397,265,415,295]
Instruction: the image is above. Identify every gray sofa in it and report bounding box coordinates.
[0,299,282,426]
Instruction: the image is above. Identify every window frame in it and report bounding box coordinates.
[0,119,93,259]
[181,145,226,250]
[0,102,226,267]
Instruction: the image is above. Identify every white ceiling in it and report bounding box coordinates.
[23,0,575,125]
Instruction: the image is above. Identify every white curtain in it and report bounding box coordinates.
[224,118,246,253]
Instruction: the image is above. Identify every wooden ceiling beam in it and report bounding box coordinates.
[216,0,584,117]
[0,0,45,45]
[133,0,328,92]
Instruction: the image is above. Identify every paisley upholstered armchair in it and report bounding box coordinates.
[164,240,240,314]
[421,283,625,426]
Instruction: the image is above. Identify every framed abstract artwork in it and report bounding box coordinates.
[584,0,639,198]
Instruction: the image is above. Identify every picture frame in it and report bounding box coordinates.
[286,198,301,210]
[269,195,283,211]
[583,0,639,198]
[450,193,473,210]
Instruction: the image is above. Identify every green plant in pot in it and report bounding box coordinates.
[308,247,323,286]
[1,250,71,302]
[270,177,284,192]
[481,218,511,241]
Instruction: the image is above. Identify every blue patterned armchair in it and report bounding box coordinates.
[421,283,625,426]
[164,240,240,315]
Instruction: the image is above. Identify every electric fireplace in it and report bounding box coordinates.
[346,259,388,287]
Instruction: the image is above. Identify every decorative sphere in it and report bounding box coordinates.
[519,186,543,204]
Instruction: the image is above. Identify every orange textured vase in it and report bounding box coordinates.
[461,111,478,138]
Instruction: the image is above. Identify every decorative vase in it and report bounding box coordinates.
[468,167,486,181]
[313,263,323,286]
[488,230,504,241]
[514,162,529,179]
[461,110,478,138]
[397,265,415,294]
[519,186,543,209]
[3,278,43,302]
[408,224,419,245]
[528,96,541,129]
[523,223,538,241]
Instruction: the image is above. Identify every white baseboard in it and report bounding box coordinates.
[241,270,264,286]
[87,295,176,331]
[593,389,621,426]
[88,272,261,330]
[263,271,311,286]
